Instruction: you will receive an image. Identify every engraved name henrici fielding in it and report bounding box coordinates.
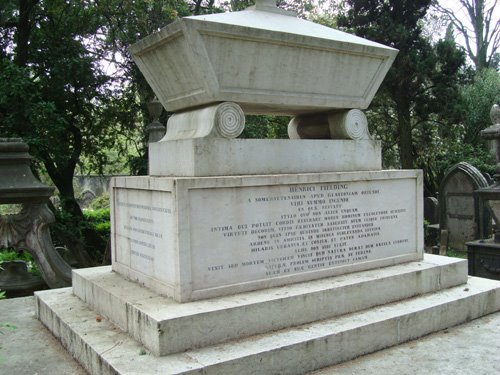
[203,182,412,278]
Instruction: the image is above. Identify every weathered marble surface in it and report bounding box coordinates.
[73,255,466,356]
[35,274,500,374]
[111,170,423,302]
[149,139,382,177]
[130,6,397,115]
[162,102,245,141]
[288,109,371,140]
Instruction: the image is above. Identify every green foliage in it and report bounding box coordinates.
[84,208,110,226]
[338,0,467,195]
[48,206,97,265]
[240,115,290,139]
[369,84,478,195]
[0,2,113,166]
[0,204,22,215]
[0,322,17,334]
[49,205,110,265]
[83,208,111,250]
[0,0,121,265]
[424,219,430,241]
[412,67,499,194]
[446,248,468,259]
[437,143,494,177]
[461,68,500,145]
[89,192,110,211]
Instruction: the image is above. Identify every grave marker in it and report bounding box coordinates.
[439,162,490,251]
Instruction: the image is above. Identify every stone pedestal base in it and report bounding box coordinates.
[0,203,71,288]
[149,139,381,177]
[110,170,423,302]
[35,254,500,374]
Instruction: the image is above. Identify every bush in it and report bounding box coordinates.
[84,207,111,250]
[50,206,111,265]
[89,191,110,210]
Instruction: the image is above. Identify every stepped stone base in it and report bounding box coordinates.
[35,254,500,375]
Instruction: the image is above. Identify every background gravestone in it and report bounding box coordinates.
[73,175,112,208]
[424,196,439,224]
[439,162,491,251]
[424,196,439,250]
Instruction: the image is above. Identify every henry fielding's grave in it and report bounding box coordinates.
[35,1,500,373]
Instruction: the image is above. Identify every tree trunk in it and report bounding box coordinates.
[395,94,415,169]
[56,174,95,268]
[41,149,106,268]
[15,0,36,67]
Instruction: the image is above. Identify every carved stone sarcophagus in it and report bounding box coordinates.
[130,2,397,116]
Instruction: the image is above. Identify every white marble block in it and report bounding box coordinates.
[111,170,423,302]
[149,138,382,177]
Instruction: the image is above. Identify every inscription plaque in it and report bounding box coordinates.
[190,179,416,290]
[113,188,175,286]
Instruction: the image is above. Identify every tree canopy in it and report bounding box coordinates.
[337,0,472,194]
[433,0,499,70]
[1,0,116,265]
[0,0,192,264]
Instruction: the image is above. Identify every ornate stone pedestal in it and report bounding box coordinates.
[0,138,71,288]
[467,105,500,281]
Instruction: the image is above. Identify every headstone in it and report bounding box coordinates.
[73,174,112,207]
[79,190,96,209]
[109,0,421,303]
[439,162,490,251]
[424,197,440,249]
[424,197,439,224]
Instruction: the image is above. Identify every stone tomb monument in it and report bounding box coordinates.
[36,2,500,374]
